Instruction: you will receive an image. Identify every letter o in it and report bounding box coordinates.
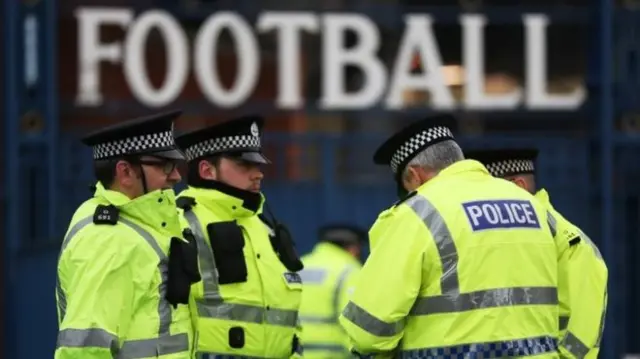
[123,10,189,107]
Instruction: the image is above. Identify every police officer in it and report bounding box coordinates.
[174,115,305,358]
[465,148,608,359]
[298,224,366,358]
[339,116,561,358]
[55,110,201,359]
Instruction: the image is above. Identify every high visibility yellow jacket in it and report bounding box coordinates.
[535,189,608,359]
[298,242,362,358]
[55,182,194,359]
[339,160,560,358]
[177,184,303,358]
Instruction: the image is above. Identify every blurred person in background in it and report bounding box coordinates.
[174,115,305,359]
[298,224,367,359]
[339,116,561,358]
[465,148,609,359]
[55,110,200,359]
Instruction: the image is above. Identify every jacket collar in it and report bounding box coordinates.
[181,179,264,219]
[417,159,490,192]
[93,182,182,236]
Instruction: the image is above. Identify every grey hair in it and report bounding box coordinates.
[401,140,464,180]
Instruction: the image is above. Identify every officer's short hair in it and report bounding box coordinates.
[402,139,464,180]
[93,159,119,188]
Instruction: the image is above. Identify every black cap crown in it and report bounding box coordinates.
[373,115,456,176]
[318,224,367,245]
[81,110,184,161]
[465,148,538,177]
[175,115,269,164]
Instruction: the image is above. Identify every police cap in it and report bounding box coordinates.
[373,114,456,177]
[318,224,367,246]
[175,115,270,164]
[465,148,539,178]
[81,110,184,161]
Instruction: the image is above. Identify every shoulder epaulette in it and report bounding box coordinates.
[93,204,119,225]
[176,196,197,211]
[393,190,417,208]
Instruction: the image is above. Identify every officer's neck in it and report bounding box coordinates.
[188,176,262,213]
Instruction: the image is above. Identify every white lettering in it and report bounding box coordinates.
[510,203,526,223]
[493,203,510,224]
[462,15,522,110]
[194,12,259,108]
[467,206,483,226]
[257,12,319,109]
[521,203,537,224]
[482,204,499,224]
[319,14,386,109]
[75,7,133,106]
[386,15,454,110]
[524,14,585,110]
[124,10,189,107]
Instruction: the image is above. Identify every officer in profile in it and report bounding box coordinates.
[174,115,305,358]
[339,116,561,358]
[55,110,201,359]
[298,224,367,358]
[465,148,608,359]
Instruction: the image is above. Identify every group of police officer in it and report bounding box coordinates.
[54,110,608,359]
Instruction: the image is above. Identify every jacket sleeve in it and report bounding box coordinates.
[559,235,608,359]
[339,208,427,355]
[55,231,136,359]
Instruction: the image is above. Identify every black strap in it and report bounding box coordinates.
[176,196,197,212]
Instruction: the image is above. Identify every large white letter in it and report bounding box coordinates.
[524,14,585,110]
[257,12,319,110]
[75,7,132,106]
[386,15,454,110]
[320,14,386,109]
[124,10,189,107]
[462,14,521,110]
[194,12,259,108]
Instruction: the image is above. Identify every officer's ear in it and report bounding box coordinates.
[115,160,140,186]
[510,176,528,191]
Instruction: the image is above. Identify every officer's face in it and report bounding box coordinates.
[211,157,264,193]
[117,156,182,196]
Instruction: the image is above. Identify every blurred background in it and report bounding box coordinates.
[3,0,639,357]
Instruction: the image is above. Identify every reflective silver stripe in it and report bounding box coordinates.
[547,211,558,238]
[595,289,608,347]
[56,216,95,321]
[196,300,298,326]
[398,335,557,358]
[184,210,222,302]
[56,328,119,355]
[332,265,356,318]
[299,268,328,284]
[560,331,590,359]
[342,301,403,337]
[55,214,189,357]
[185,208,299,327]
[410,286,557,315]
[119,333,189,358]
[303,343,346,352]
[560,315,570,330]
[406,194,459,295]
[299,315,334,324]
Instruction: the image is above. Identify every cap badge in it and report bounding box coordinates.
[250,122,259,137]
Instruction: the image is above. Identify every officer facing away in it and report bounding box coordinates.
[174,115,305,359]
[298,224,367,358]
[55,110,201,359]
[465,148,608,359]
[339,116,562,358]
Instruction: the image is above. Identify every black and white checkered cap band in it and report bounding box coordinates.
[184,135,261,161]
[92,131,174,160]
[390,126,454,173]
[485,159,535,177]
